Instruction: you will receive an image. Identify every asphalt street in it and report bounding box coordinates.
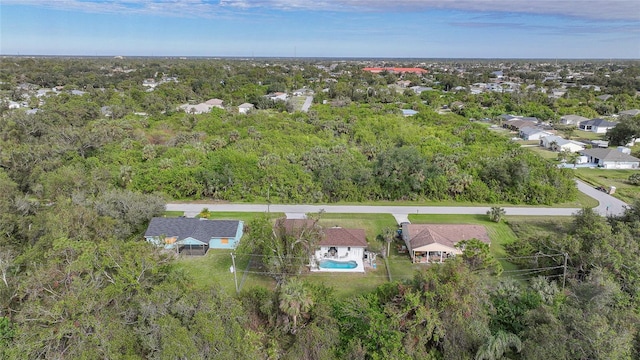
[166,180,630,221]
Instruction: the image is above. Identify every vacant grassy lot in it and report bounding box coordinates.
[574,168,640,203]
[506,216,572,240]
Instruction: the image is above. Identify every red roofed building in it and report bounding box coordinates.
[363,67,428,75]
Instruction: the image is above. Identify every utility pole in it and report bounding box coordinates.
[562,253,568,291]
[267,184,271,213]
[230,253,239,294]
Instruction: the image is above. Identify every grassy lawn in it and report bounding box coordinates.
[526,146,560,160]
[571,129,605,142]
[175,250,274,294]
[574,168,640,203]
[303,262,390,299]
[506,216,572,240]
[204,211,284,222]
[173,213,568,298]
[163,210,185,217]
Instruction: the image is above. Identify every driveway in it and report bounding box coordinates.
[301,96,313,112]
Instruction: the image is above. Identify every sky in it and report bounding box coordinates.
[1,0,639,59]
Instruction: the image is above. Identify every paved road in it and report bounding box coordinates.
[575,179,628,216]
[301,96,313,112]
[166,179,629,221]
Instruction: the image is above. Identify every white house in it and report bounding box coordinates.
[579,118,617,133]
[579,148,640,169]
[275,219,368,273]
[402,223,490,264]
[540,135,586,153]
[560,114,589,126]
[204,98,224,109]
[519,127,553,141]
[238,103,254,114]
[313,227,368,273]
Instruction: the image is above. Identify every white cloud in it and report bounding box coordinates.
[4,0,640,21]
[227,0,640,21]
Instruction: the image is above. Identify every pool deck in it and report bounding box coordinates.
[310,258,365,273]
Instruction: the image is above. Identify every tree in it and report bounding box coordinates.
[456,239,503,275]
[487,206,506,223]
[475,331,522,360]
[628,173,640,186]
[241,214,324,284]
[381,227,394,258]
[605,115,640,146]
[279,278,314,333]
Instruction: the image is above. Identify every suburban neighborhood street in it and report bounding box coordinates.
[166,180,629,221]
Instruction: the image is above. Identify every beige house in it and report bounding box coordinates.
[401,224,490,263]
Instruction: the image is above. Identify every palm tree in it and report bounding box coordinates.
[475,331,522,360]
[487,206,506,223]
[279,278,313,332]
[198,207,211,219]
[381,227,395,258]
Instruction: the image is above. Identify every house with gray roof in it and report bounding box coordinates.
[519,127,553,141]
[579,118,617,133]
[560,114,589,125]
[540,135,586,153]
[144,217,244,254]
[618,109,640,117]
[579,148,640,169]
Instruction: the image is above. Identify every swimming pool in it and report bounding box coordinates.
[319,259,358,269]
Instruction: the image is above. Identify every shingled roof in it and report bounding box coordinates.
[321,227,368,247]
[580,148,640,162]
[275,219,367,247]
[404,224,490,250]
[144,218,240,244]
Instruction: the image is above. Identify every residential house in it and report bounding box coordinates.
[178,103,214,114]
[540,135,586,153]
[618,109,640,117]
[238,102,255,114]
[401,224,490,263]
[410,86,433,94]
[579,118,617,133]
[519,127,553,141]
[314,227,368,272]
[503,119,538,132]
[204,98,224,109]
[579,148,640,169]
[560,114,589,126]
[144,218,244,254]
[267,92,289,102]
[276,219,368,273]
[292,88,315,96]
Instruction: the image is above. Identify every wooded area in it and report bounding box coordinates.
[1,57,639,359]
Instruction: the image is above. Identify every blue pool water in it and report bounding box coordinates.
[319,259,358,269]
